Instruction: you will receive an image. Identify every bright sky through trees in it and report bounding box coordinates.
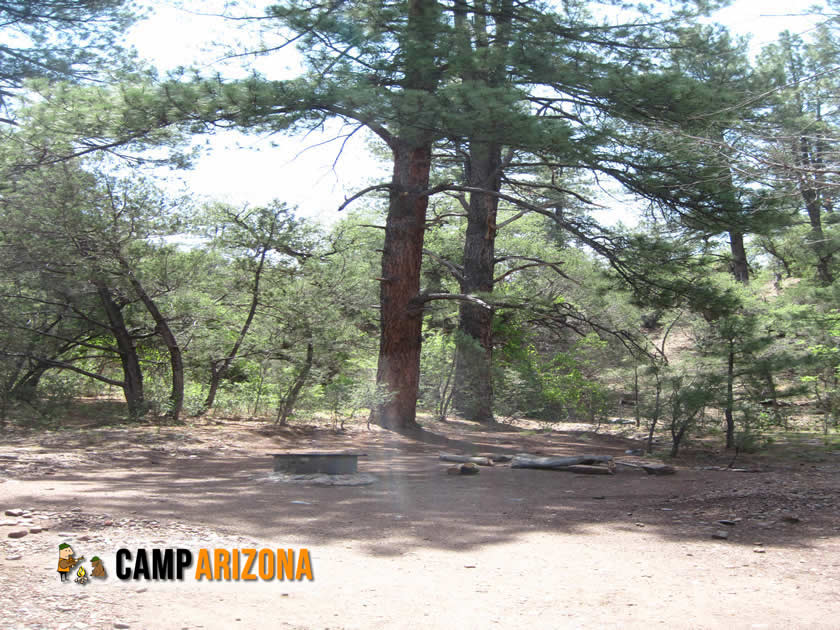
[127,0,829,224]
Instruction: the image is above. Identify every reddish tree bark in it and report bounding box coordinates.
[374,142,433,430]
[372,0,441,431]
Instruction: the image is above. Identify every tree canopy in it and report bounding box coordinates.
[1,0,840,453]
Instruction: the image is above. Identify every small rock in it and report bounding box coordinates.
[634,522,645,527]
[7,529,28,539]
[459,463,480,475]
[592,495,606,500]
[113,624,131,629]
[29,527,44,534]
[753,548,766,553]
[70,507,83,513]
[104,520,114,526]
[781,515,801,524]
[5,554,22,560]
[4,509,23,517]
[712,530,730,540]
[718,520,737,526]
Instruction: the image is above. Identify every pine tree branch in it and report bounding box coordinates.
[493,256,568,283]
[412,291,492,310]
[336,183,393,212]
[422,249,464,282]
[0,350,125,387]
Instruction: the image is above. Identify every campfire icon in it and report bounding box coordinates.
[74,565,89,586]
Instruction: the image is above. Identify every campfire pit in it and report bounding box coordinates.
[271,452,365,475]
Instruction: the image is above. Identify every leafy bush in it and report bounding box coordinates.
[494,330,609,424]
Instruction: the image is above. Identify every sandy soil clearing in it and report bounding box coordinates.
[1,418,839,629]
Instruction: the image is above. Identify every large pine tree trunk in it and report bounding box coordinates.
[204,365,223,416]
[454,140,500,423]
[96,285,145,418]
[373,142,433,430]
[372,0,439,431]
[802,185,834,285]
[143,301,183,422]
[729,230,749,284]
[203,248,268,413]
[10,364,48,402]
[451,0,511,424]
[792,123,834,284]
[717,132,750,287]
[724,341,736,449]
[116,258,184,422]
[277,340,314,425]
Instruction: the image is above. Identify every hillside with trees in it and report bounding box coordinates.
[4,4,840,628]
[1,0,839,458]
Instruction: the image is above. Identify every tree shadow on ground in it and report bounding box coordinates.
[2,415,838,559]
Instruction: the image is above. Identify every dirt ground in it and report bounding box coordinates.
[1,408,839,629]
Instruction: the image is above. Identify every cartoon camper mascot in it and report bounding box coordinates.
[90,556,106,578]
[57,543,83,582]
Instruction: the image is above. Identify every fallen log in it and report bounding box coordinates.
[564,464,614,475]
[439,453,493,466]
[615,460,677,475]
[614,460,644,469]
[511,454,614,470]
[642,463,676,475]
